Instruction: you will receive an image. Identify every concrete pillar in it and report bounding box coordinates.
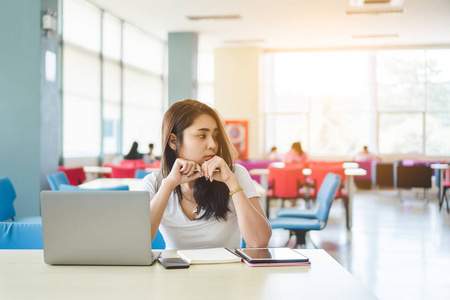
[168,32,198,105]
[0,0,60,217]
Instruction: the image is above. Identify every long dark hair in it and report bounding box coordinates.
[161,99,237,221]
[124,141,139,159]
[291,142,304,156]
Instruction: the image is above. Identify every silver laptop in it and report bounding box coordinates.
[40,191,161,266]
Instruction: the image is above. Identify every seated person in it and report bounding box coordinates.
[124,141,143,160]
[143,143,157,164]
[354,146,377,161]
[284,142,308,164]
[267,146,279,160]
[141,99,272,250]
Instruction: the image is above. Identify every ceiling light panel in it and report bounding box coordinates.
[187,15,241,21]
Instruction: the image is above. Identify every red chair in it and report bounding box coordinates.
[266,164,308,216]
[309,163,346,197]
[120,159,145,168]
[101,163,113,178]
[57,166,86,185]
[110,165,138,178]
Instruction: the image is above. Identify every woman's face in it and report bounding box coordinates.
[178,114,219,165]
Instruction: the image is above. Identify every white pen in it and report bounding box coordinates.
[180,169,220,174]
[194,169,220,173]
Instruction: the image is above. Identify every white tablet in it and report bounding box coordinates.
[235,247,309,263]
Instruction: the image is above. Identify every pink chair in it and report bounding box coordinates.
[266,164,308,216]
[354,159,379,189]
[110,166,138,178]
[120,159,145,168]
[308,162,347,201]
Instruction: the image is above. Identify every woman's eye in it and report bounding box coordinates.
[198,135,205,138]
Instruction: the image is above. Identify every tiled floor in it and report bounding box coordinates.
[267,188,450,300]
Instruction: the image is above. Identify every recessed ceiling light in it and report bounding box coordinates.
[346,7,404,14]
[187,15,241,21]
[349,0,404,6]
[223,39,265,44]
[364,0,391,4]
[352,34,399,38]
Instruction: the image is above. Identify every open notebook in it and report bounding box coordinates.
[177,248,241,264]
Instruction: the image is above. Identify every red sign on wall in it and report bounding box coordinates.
[225,120,248,160]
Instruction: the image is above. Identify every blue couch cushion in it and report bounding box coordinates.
[0,220,43,249]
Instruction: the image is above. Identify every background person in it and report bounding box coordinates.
[284,141,308,164]
[267,146,278,160]
[354,145,376,161]
[124,141,143,160]
[143,143,157,164]
[141,99,272,250]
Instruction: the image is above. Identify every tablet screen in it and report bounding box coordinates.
[235,248,309,263]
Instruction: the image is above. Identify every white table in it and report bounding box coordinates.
[344,168,367,230]
[343,162,359,169]
[83,166,112,181]
[430,163,449,201]
[0,249,376,300]
[80,178,143,191]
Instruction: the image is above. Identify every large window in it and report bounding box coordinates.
[122,24,165,156]
[63,0,101,157]
[264,49,450,157]
[197,51,215,106]
[62,0,165,158]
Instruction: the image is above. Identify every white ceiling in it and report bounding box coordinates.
[87,0,450,51]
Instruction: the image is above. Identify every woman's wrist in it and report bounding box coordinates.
[161,177,178,191]
[225,175,239,191]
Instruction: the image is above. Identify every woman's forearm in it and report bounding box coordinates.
[150,179,176,240]
[232,193,272,247]
[225,176,272,247]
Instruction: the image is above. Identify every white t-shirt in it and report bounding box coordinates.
[141,164,260,250]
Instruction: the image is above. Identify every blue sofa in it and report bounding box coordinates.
[0,219,43,249]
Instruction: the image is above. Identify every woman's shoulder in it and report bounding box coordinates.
[232,163,252,180]
[232,163,247,173]
[141,171,163,191]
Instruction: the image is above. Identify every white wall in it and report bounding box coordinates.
[214,47,262,159]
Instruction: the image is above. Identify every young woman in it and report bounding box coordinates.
[141,99,272,249]
[284,141,308,164]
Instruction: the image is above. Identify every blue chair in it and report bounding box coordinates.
[269,172,341,248]
[46,172,70,191]
[59,184,130,191]
[135,169,151,179]
[0,176,17,221]
[0,176,41,223]
[0,176,43,249]
[275,207,317,219]
[152,230,166,249]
